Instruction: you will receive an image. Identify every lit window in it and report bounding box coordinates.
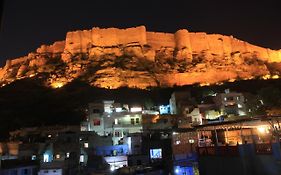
[56,154,60,159]
[43,154,49,162]
[80,155,84,163]
[114,119,118,125]
[31,155,36,160]
[224,97,227,101]
[84,142,89,148]
[66,152,70,158]
[48,134,52,138]
[115,107,122,112]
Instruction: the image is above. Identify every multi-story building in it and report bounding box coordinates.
[213,89,246,116]
[169,91,195,115]
[83,101,143,145]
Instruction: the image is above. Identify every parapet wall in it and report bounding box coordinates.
[146,31,175,49]
[63,26,280,62]
[65,26,147,54]
[92,26,147,46]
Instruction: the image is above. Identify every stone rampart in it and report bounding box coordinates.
[231,38,247,53]
[63,26,280,62]
[64,26,147,54]
[64,30,91,54]
[267,49,281,62]
[146,32,175,49]
[245,43,269,61]
[92,26,146,46]
[174,29,192,51]
[206,34,224,55]
[189,32,210,53]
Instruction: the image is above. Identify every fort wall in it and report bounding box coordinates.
[206,34,224,55]
[267,49,281,62]
[3,26,281,71]
[146,31,175,49]
[231,38,247,53]
[63,26,280,62]
[174,29,192,52]
[189,33,209,53]
[221,36,233,54]
[65,26,147,54]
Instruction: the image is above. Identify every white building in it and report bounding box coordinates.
[83,101,143,145]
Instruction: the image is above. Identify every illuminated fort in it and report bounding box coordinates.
[0,26,280,89]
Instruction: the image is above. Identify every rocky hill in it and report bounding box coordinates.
[1,26,281,89]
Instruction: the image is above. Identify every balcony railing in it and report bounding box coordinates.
[197,145,239,156]
[197,143,274,157]
[255,143,272,154]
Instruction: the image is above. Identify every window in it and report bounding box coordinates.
[84,142,89,148]
[93,119,101,126]
[115,131,120,137]
[43,154,49,162]
[80,155,84,163]
[136,118,140,124]
[31,155,36,160]
[114,118,118,125]
[131,118,135,125]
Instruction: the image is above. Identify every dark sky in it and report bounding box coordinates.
[0,0,280,66]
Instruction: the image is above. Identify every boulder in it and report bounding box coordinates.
[29,57,47,67]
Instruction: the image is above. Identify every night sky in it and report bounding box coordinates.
[0,0,280,66]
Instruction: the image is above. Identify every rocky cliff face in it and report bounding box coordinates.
[0,26,281,89]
